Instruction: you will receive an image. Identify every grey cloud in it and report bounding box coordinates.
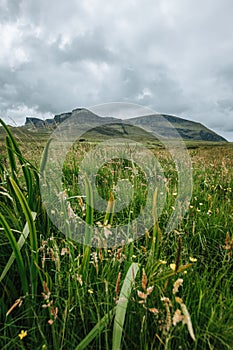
[51,29,115,64]
[0,0,233,141]
[0,0,22,22]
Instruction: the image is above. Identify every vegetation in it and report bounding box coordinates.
[0,120,232,349]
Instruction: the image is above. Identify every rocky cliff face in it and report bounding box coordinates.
[54,112,72,124]
[25,110,80,127]
[25,117,47,127]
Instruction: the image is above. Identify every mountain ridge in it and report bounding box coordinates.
[24,108,227,142]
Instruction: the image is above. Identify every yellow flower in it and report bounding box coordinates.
[170,263,176,271]
[18,330,27,340]
[159,260,167,265]
[189,257,197,262]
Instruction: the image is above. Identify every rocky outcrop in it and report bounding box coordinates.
[54,112,72,124]
[25,109,85,128]
[25,117,47,127]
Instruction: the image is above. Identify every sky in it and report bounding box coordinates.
[0,0,233,141]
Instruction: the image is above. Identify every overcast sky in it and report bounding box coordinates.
[1,0,233,140]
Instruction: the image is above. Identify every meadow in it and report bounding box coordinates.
[0,119,233,349]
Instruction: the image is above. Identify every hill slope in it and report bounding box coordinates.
[24,108,227,142]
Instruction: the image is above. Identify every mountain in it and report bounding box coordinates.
[129,114,226,142]
[24,108,227,142]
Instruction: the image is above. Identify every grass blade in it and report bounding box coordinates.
[0,119,23,160]
[9,177,38,297]
[0,214,28,296]
[81,176,94,280]
[40,138,53,174]
[0,212,36,284]
[0,118,33,204]
[112,262,140,350]
[5,136,18,179]
[75,307,115,350]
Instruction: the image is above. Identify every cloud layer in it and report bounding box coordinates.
[0,0,233,139]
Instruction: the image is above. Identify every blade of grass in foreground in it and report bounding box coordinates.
[75,263,139,350]
[9,177,38,298]
[0,118,33,199]
[0,212,36,284]
[112,262,140,350]
[0,214,28,296]
[9,178,38,257]
[75,307,116,350]
[81,176,94,280]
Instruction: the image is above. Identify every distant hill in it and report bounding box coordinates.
[24,108,227,142]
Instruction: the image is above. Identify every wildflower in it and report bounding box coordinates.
[175,297,196,341]
[149,308,159,314]
[170,263,176,271]
[137,286,154,303]
[48,306,58,325]
[172,309,184,326]
[18,330,27,340]
[159,260,167,264]
[137,290,148,300]
[42,281,51,300]
[161,297,171,333]
[6,297,23,317]
[147,286,154,295]
[77,275,83,286]
[189,257,197,263]
[88,289,94,294]
[90,252,98,264]
[142,268,147,290]
[96,221,103,228]
[173,278,183,294]
[115,272,121,302]
[61,247,70,256]
[161,297,171,304]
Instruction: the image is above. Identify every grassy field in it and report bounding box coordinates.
[0,120,233,349]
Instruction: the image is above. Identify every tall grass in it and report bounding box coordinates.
[0,121,232,349]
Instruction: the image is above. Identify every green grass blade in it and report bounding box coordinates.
[75,307,116,350]
[9,178,38,253]
[0,118,34,204]
[9,177,38,297]
[81,176,94,280]
[5,136,18,179]
[40,138,53,174]
[0,214,28,296]
[84,175,94,244]
[0,118,23,159]
[0,212,36,284]
[112,262,140,350]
